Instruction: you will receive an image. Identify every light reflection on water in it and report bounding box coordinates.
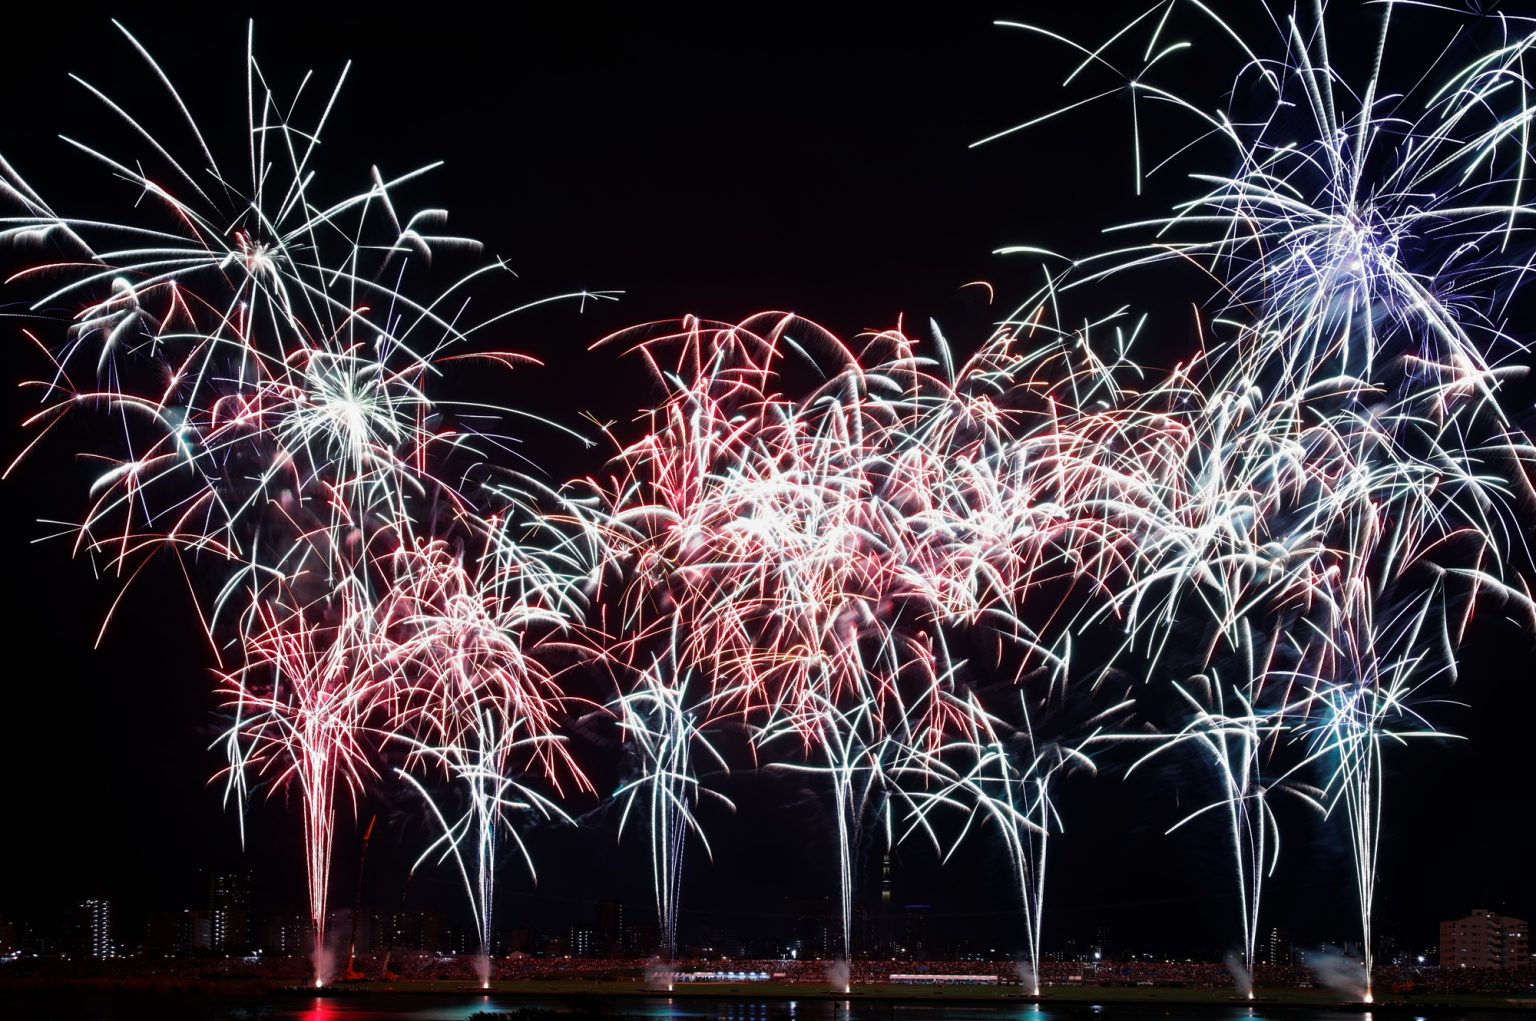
[16,995,1519,1021]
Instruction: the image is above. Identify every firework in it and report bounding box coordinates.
[986,2,1536,998]
[218,586,381,985]
[611,660,733,961]
[376,522,596,983]
[1,22,609,986]
[3,9,1535,998]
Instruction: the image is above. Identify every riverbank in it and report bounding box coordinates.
[4,975,1535,1012]
[273,977,1536,1010]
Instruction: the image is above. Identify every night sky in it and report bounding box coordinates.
[0,3,1531,959]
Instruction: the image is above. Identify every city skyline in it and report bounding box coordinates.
[3,882,1488,968]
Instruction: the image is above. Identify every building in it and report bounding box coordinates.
[263,913,314,956]
[788,895,839,960]
[370,911,445,953]
[208,871,252,953]
[569,926,596,957]
[330,908,372,957]
[497,926,532,955]
[75,899,112,959]
[17,919,63,956]
[1440,909,1530,969]
[873,853,894,958]
[1266,927,1293,967]
[596,900,633,956]
[898,904,933,960]
[145,909,204,957]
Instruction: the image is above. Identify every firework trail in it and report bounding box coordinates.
[0,19,610,635]
[581,314,940,968]
[1093,669,1292,993]
[1,22,610,985]
[584,311,1130,969]
[374,518,597,982]
[217,586,381,985]
[5,9,1536,996]
[582,303,1181,971]
[986,1,1536,998]
[761,695,896,989]
[611,660,733,961]
[898,690,1117,997]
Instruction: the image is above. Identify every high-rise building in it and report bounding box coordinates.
[371,910,446,953]
[330,908,371,956]
[569,926,596,957]
[1440,909,1530,969]
[263,913,313,956]
[1266,927,1293,967]
[873,854,894,958]
[76,899,112,959]
[789,895,838,960]
[145,910,203,957]
[596,900,628,955]
[900,904,932,960]
[208,870,252,953]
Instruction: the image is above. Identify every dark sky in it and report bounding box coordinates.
[0,3,1531,959]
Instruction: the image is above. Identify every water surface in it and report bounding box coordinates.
[3,995,1519,1021]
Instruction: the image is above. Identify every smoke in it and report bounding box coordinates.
[1222,951,1253,998]
[1302,949,1367,1000]
[1015,959,1040,995]
[643,958,674,991]
[824,959,851,992]
[311,943,336,988]
[472,952,492,989]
